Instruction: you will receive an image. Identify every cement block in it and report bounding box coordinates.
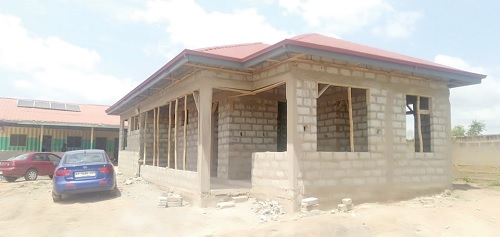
[217,201,235,209]
[232,196,249,203]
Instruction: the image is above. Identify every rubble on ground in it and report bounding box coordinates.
[124,177,145,185]
[251,199,285,223]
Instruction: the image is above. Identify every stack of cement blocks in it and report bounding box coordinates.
[158,194,183,208]
[301,197,320,213]
[337,198,353,212]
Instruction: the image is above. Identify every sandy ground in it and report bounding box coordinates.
[1,173,500,237]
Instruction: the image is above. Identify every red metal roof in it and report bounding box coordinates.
[107,33,486,115]
[0,98,119,127]
[195,42,270,60]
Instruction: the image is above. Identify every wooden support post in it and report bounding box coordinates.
[183,95,187,170]
[153,108,157,166]
[167,102,172,168]
[348,87,354,152]
[143,112,147,165]
[416,96,423,152]
[157,107,161,166]
[174,99,179,169]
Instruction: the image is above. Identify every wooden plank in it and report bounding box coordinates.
[167,101,172,168]
[183,95,187,170]
[348,87,354,152]
[143,112,147,165]
[174,99,178,170]
[417,96,423,152]
[317,84,330,98]
[153,108,156,166]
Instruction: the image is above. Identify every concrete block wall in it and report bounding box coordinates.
[219,97,279,180]
[140,165,199,203]
[317,87,368,152]
[251,152,289,199]
[452,135,500,181]
[283,64,451,208]
[118,150,140,176]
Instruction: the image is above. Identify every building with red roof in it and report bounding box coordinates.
[107,33,486,211]
[0,97,119,159]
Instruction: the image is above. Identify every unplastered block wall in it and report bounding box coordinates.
[118,150,140,176]
[251,152,289,200]
[126,130,140,152]
[317,87,368,152]
[222,97,279,180]
[452,135,500,181]
[290,62,451,206]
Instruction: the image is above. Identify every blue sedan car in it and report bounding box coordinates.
[52,149,117,202]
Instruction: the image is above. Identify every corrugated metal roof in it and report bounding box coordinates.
[107,33,487,115]
[0,98,119,127]
[195,42,270,60]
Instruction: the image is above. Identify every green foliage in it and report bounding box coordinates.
[463,177,472,183]
[451,125,466,137]
[452,120,486,137]
[466,120,486,136]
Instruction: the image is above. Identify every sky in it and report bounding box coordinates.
[0,0,499,134]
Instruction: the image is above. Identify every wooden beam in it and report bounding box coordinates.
[317,84,330,98]
[153,108,156,166]
[348,87,354,152]
[183,95,187,170]
[143,112,147,165]
[167,101,172,168]
[174,99,179,169]
[417,96,424,152]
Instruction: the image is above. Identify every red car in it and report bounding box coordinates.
[0,152,61,182]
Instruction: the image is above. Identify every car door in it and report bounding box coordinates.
[32,154,52,175]
[47,154,61,174]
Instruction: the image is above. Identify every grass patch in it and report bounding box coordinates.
[489,180,500,186]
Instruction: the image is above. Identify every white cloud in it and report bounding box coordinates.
[435,55,500,134]
[276,0,421,38]
[0,14,136,105]
[131,0,290,55]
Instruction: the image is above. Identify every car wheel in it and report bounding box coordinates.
[48,175,54,179]
[4,176,18,182]
[52,191,62,202]
[108,184,119,196]
[24,169,38,181]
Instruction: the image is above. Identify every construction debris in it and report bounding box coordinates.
[158,192,183,208]
[252,199,285,222]
[216,201,236,209]
[232,195,249,203]
[337,198,354,213]
[301,197,320,213]
[124,177,144,185]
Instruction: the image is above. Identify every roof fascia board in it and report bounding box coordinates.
[285,44,482,86]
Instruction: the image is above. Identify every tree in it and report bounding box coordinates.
[452,125,466,137]
[466,120,486,136]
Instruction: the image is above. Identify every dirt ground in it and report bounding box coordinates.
[1,173,500,237]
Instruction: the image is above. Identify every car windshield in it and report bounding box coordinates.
[8,153,30,161]
[63,153,105,165]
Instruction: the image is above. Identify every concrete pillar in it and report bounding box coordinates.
[197,86,212,196]
[285,79,299,212]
